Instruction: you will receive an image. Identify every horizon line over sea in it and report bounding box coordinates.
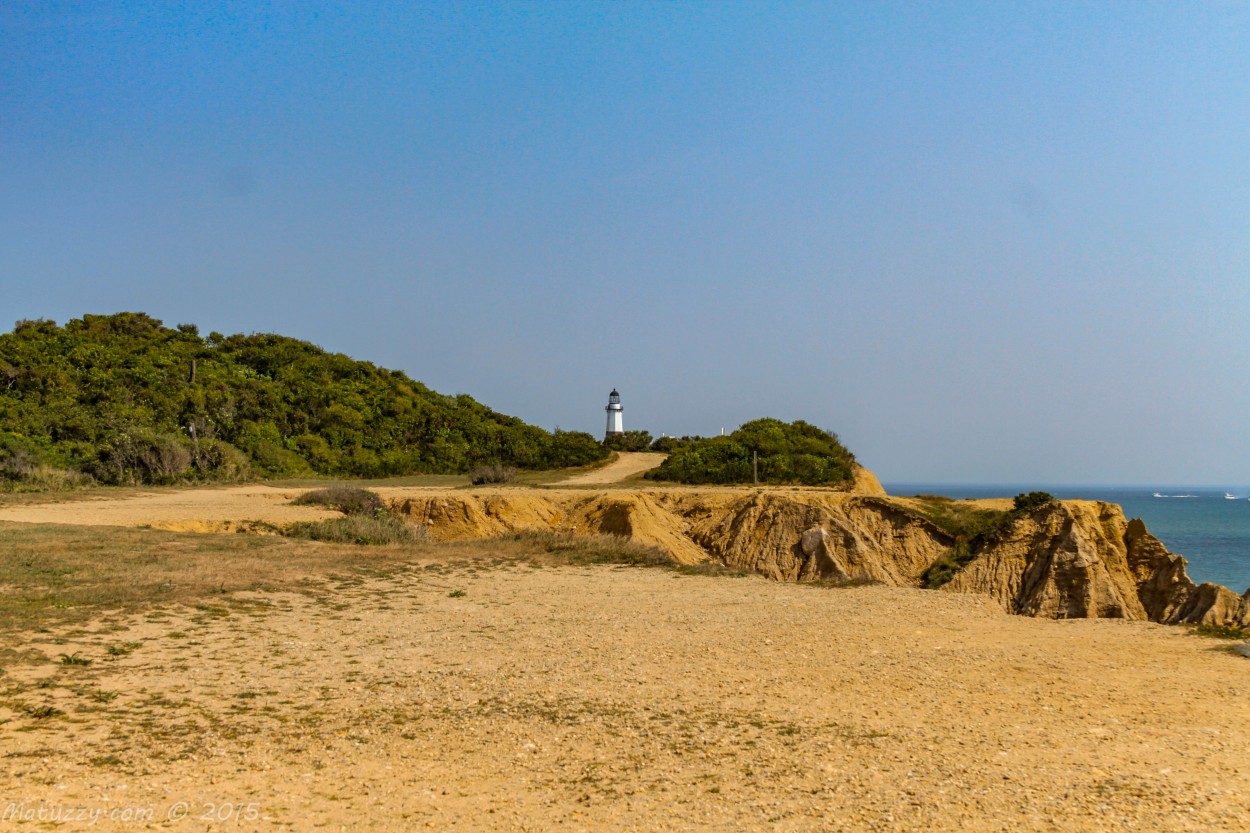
[883,482,1250,596]
[884,481,1250,491]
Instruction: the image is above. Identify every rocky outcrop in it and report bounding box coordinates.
[389,483,1249,627]
[848,464,888,497]
[573,494,711,566]
[695,494,948,584]
[943,501,1147,619]
[944,501,1250,626]
[683,493,949,583]
[1124,517,1201,622]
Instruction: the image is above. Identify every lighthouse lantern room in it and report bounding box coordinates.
[604,389,624,440]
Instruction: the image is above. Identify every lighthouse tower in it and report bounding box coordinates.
[604,389,624,440]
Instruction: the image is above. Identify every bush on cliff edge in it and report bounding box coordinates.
[644,418,856,487]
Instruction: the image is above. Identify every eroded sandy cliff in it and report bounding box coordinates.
[392,469,1249,627]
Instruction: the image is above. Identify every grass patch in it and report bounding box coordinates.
[468,464,517,485]
[0,519,750,638]
[83,689,119,703]
[806,576,881,589]
[906,496,1010,542]
[919,543,980,590]
[59,652,92,666]
[907,497,1012,589]
[89,754,125,767]
[905,494,1060,589]
[18,703,65,719]
[494,531,675,568]
[676,563,753,577]
[285,513,429,545]
[0,522,432,634]
[1192,623,1250,640]
[287,487,429,545]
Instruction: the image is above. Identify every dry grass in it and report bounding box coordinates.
[0,484,161,509]
[285,513,430,545]
[0,523,429,636]
[0,523,724,641]
[490,530,675,567]
[468,464,518,485]
[290,485,385,515]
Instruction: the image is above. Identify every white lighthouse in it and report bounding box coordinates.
[604,389,624,440]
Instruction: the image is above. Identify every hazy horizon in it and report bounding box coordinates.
[4,3,1249,484]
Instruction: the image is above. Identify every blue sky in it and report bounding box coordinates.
[3,2,1249,483]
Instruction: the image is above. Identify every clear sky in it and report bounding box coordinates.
[3,2,1249,484]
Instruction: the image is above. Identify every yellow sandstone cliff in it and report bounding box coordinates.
[391,467,1249,627]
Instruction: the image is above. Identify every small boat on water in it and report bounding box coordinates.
[1226,493,1238,500]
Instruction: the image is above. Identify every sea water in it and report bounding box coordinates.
[884,483,1250,595]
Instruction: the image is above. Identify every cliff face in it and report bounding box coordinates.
[944,501,1249,626]
[391,484,1249,627]
[681,492,950,584]
[941,501,1151,618]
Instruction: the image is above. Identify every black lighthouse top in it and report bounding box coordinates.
[608,389,620,405]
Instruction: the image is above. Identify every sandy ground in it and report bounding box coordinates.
[2,482,1249,830]
[0,454,666,530]
[558,452,668,485]
[2,563,1249,832]
[0,485,341,532]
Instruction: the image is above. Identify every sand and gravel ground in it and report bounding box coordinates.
[0,485,342,531]
[3,558,1249,832]
[2,480,1249,831]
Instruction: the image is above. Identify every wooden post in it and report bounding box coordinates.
[187,420,200,466]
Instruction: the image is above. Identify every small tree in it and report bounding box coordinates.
[1012,491,1056,512]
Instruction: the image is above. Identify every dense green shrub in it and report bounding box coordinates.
[541,430,608,469]
[604,430,653,452]
[0,313,610,485]
[644,419,855,486]
[648,435,705,453]
[1013,491,1056,512]
[91,430,193,485]
[193,439,251,480]
[0,432,95,491]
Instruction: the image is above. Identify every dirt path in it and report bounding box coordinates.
[559,451,668,484]
[2,564,1248,831]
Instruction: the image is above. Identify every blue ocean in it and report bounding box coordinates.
[884,484,1250,595]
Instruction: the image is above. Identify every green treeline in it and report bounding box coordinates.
[644,418,855,486]
[0,313,607,486]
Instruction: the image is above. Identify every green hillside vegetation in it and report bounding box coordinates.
[0,313,607,488]
[916,491,1056,589]
[604,430,654,452]
[644,418,856,486]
